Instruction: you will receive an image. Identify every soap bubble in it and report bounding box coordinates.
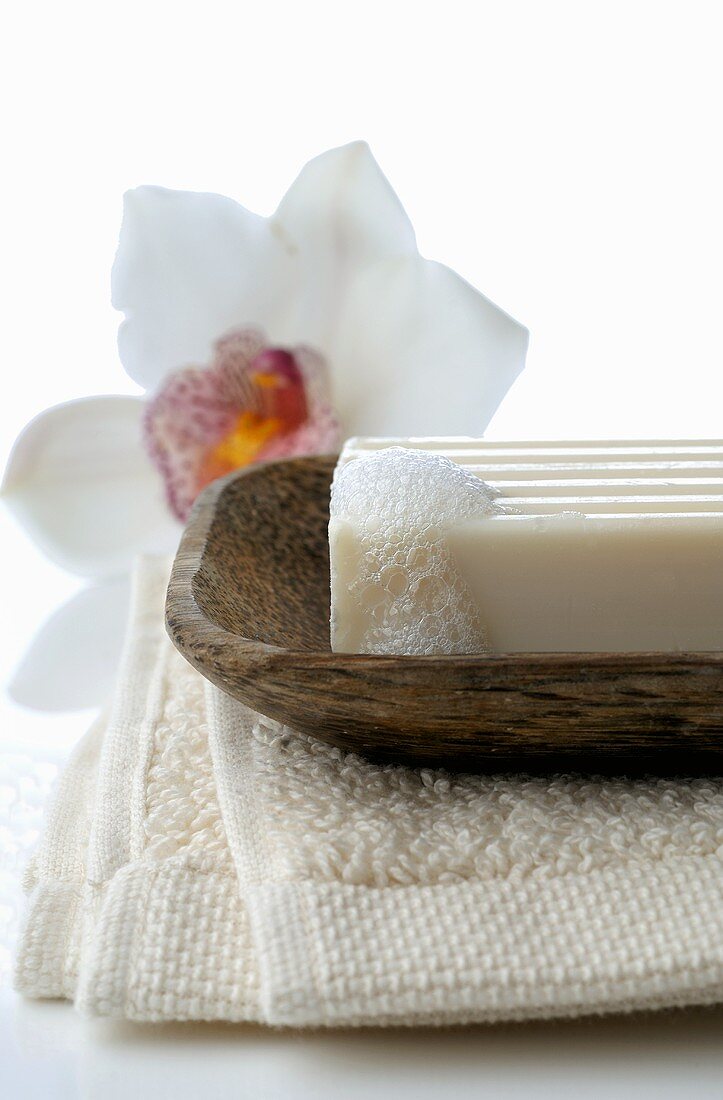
[330,448,503,655]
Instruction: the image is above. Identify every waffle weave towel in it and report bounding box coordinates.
[15,557,723,1025]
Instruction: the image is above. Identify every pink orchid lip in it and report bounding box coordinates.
[246,347,309,434]
[144,326,341,522]
[251,348,300,383]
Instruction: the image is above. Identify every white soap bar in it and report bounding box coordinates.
[342,436,723,458]
[330,439,723,654]
[447,513,723,651]
[483,497,723,513]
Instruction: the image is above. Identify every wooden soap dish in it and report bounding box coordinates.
[166,455,723,773]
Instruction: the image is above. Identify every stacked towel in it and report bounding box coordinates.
[15,558,723,1024]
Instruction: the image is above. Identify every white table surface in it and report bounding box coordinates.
[2,517,723,1099]
[3,985,723,1100]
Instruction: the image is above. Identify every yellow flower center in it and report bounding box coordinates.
[211,410,283,468]
[251,370,282,390]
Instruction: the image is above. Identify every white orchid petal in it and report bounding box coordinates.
[275,142,417,268]
[332,256,529,436]
[2,397,179,579]
[112,186,290,390]
[270,142,418,352]
[8,580,130,712]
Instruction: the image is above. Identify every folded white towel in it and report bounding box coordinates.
[15,557,723,1025]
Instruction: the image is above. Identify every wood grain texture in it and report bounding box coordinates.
[166,455,723,773]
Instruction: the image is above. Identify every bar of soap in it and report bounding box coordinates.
[330,439,723,654]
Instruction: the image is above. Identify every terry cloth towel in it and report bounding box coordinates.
[15,557,723,1025]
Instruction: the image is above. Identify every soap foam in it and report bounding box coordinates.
[330,447,504,655]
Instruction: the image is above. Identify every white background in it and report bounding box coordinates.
[2,1,723,1096]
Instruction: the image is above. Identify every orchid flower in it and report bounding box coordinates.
[2,142,528,711]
